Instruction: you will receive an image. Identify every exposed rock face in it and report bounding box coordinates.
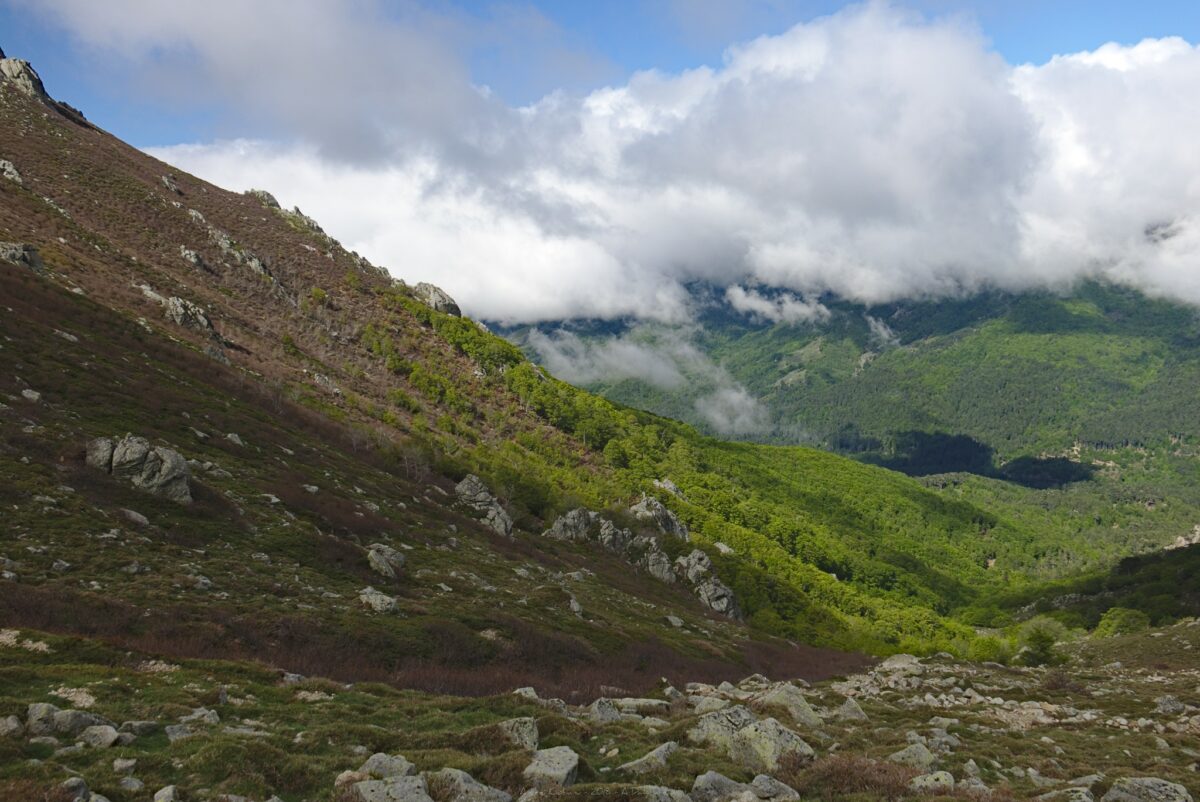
[676,550,741,619]
[754,683,822,728]
[360,753,417,779]
[414,282,461,317]
[688,705,757,750]
[0,242,45,274]
[349,775,434,802]
[496,717,538,751]
[246,188,281,209]
[888,742,935,770]
[630,495,689,540]
[0,58,48,97]
[1,158,21,184]
[86,434,192,504]
[617,741,678,774]
[523,746,579,789]
[455,475,513,537]
[164,296,213,332]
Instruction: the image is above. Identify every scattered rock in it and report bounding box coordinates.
[426,768,511,802]
[630,495,689,539]
[0,158,20,184]
[0,242,45,273]
[0,714,22,738]
[79,724,120,748]
[834,697,868,722]
[728,717,815,772]
[154,787,181,802]
[367,544,406,579]
[888,742,936,771]
[497,717,538,751]
[755,683,822,728]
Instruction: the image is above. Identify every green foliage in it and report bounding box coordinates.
[965,635,1011,664]
[1094,607,1152,638]
[1018,618,1067,666]
[309,287,328,306]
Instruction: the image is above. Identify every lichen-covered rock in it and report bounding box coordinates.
[246,188,281,209]
[523,746,579,789]
[79,724,120,748]
[543,508,598,541]
[414,282,461,316]
[1100,778,1193,802]
[589,698,622,723]
[367,544,406,579]
[755,683,822,728]
[26,702,59,736]
[888,742,936,771]
[425,768,511,802]
[617,741,678,774]
[728,717,814,772]
[87,434,192,504]
[0,159,21,184]
[164,296,213,332]
[687,705,756,750]
[909,772,955,793]
[455,475,512,537]
[0,57,47,97]
[833,697,868,722]
[359,587,399,614]
[350,775,435,802]
[360,753,417,779]
[496,717,538,751]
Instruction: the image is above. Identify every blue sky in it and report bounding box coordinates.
[2,0,1199,148]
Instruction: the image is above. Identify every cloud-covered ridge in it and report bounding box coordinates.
[36,0,1199,323]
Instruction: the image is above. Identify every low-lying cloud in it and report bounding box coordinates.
[526,328,769,436]
[23,1,1200,324]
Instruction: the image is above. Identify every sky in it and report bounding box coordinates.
[3,0,1200,334]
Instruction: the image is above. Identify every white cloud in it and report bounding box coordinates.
[726,286,830,324]
[26,1,1200,322]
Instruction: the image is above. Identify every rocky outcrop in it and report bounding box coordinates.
[455,475,513,537]
[728,717,814,772]
[246,189,281,209]
[359,587,399,613]
[0,57,47,98]
[164,296,213,332]
[630,495,689,540]
[676,550,740,619]
[414,283,461,317]
[0,242,45,274]
[1,159,20,185]
[86,435,192,504]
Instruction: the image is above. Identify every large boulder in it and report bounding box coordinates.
[360,753,416,779]
[909,772,955,794]
[455,475,513,538]
[26,702,60,736]
[425,768,511,802]
[496,717,538,751]
[754,683,822,728]
[617,741,678,774]
[691,772,798,802]
[414,282,461,317]
[349,776,435,802]
[359,587,399,613]
[523,746,579,789]
[888,742,936,771]
[1100,778,1193,802]
[728,718,815,772]
[367,544,406,579]
[630,495,688,540]
[688,705,756,750]
[543,508,598,541]
[695,577,741,619]
[164,296,213,332]
[87,434,192,504]
[1,159,20,184]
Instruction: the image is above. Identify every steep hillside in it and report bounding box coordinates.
[0,47,1070,676]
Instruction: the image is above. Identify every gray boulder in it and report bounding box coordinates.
[833,697,868,722]
[350,776,435,802]
[455,475,512,537]
[164,296,213,333]
[617,741,678,774]
[359,587,399,613]
[367,544,406,579]
[909,772,955,793]
[639,786,692,802]
[523,745,579,788]
[425,768,511,802]
[0,714,22,738]
[246,189,281,209]
[728,717,815,772]
[414,282,461,316]
[755,683,822,728]
[695,577,741,619]
[1101,778,1193,802]
[54,709,114,736]
[543,508,598,541]
[360,753,417,779]
[87,434,192,504]
[496,717,538,751]
[888,742,936,771]
[26,702,59,735]
[80,725,120,748]
[688,705,757,750]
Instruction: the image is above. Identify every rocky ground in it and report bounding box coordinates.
[2,621,1197,802]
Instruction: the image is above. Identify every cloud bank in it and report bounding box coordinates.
[20,1,1200,324]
